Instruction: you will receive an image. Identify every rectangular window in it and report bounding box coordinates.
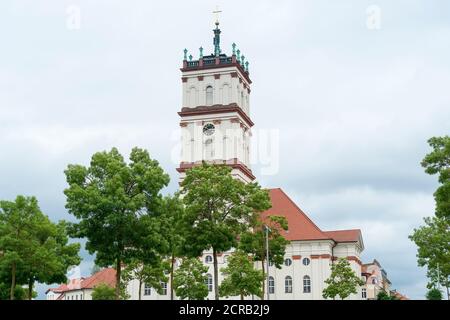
[161,282,167,295]
[144,284,151,296]
[362,288,367,299]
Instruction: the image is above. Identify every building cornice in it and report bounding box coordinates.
[178,103,254,128]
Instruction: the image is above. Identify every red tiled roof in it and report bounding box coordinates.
[81,268,116,289]
[46,268,116,295]
[46,283,68,294]
[323,229,362,243]
[261,189,362,245]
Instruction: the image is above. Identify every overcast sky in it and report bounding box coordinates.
[1,0,449,300]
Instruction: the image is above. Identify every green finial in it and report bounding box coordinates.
[237,49,241,61]
[189,54,193,61]
[199,47,204,58]
[245,61,249,72]
[232,43,236,55]
[241,55,245,66]
[183,48,188,61]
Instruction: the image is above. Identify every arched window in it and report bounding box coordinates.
[285,276,293,293]
[372,278,377,285]
[268,276,275,294]
[144,284,151,296]
[206,274,213,292]
[206,86,213,105]
[205,255,213,264]
[303,275,311,293]
[284,258,292,267]
[303,258,311,266]
[160,282,167,295]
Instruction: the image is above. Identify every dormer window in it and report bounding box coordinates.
[206,86,213,105]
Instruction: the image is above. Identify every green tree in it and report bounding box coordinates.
[121,259,169,300]
[180,163,271,300]
[376,290,398,300]
[0,283,27,300]
[0,196,80,300]
[219,251,264,300]
[158,194,187,300]
[0,196,39,300]
[173,258,209,300]
[91,283,116,300]
[411,136,450,300]
[21,219,80,300]
[64,147,170,299]
[410,216,450,299]
[322,258,365,300]
[426,287,443,300]
[239,215,289,300]
[421,136,450,219]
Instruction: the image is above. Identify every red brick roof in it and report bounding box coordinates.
[262,189,362,245]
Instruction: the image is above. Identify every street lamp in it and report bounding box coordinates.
[264,225,271,301]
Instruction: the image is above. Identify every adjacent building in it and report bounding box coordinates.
[46,268,116,300]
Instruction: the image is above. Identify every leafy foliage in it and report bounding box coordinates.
[426,287,443,300]
[121,259,169,300]
[410,136,450,299]
[173,258,209,300]
[376,291,397,300]
[239,215,288,299]
[180,163,271,300]
[322,258,365,300]
[64,147,169,299]
[219,251,264,300]
[158,194,187,299]
[91,283,116,300]
[421,136,450,219]
[0,196,80,300]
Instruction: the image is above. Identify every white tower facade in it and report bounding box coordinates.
[177,23,255,183]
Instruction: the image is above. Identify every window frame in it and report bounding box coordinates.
[268,276,275,294]
[285,276,293,293]
[303,275,311,293]
[144,284,152,296]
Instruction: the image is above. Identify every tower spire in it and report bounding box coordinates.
[212,6,222,57]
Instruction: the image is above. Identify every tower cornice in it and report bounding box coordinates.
[178,103,254,128]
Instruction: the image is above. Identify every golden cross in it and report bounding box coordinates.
[213,6,222,24]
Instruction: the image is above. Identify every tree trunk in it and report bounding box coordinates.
[28,278,33,300]
[115,259,121,300]
[170,252,175,300]
[212,247,219,300]
[138,278,142,301]
[261,260,265,300]
[240,293,244,300]
[10,262,16,300]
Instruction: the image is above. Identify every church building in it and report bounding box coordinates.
[128,20,366,300]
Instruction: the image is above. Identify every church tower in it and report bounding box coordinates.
[177,20,255,183]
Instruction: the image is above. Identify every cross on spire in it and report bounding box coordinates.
[213,6,222,26]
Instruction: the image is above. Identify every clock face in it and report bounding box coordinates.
[203,123,215,136]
